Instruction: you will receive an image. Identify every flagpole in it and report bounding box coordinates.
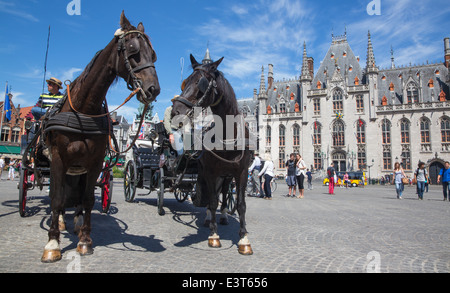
[0,81,7,140]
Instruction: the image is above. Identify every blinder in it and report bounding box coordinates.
[116,30,156,102]
[197,76,210,94]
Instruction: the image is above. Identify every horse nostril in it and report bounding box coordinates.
[148,85,160,97]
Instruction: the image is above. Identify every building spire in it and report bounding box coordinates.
[202,46,212,65]
[366,31,378,73]
[390,45,395,69]
[301,41,312,81]
[258,65,267,100]
[259,65,266,93]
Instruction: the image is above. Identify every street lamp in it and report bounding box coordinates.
[368,159,374,184]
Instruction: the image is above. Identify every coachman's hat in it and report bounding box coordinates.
[46,77,63,89]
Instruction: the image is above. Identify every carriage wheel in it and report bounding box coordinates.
[19,168,28,217]
[227,187,237,215]
[101,170,113,213]
[124,160,137,202]
[157,167,164,215]
[174,190,188,203]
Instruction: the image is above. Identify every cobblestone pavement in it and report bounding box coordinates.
[0,176,449,273]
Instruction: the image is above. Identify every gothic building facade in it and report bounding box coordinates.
[238,32,450,184]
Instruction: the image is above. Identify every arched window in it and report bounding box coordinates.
[442,117,450,143]
[293,124,300,147]
[332,120,345,147]
[381,119,391,144]
[420,118,430,144]
[406,82,419,103]
[356,95,364,113]
[400,119,410,144]
[279,125,285,147]
[313,122,321,145]
[332,88,343,114]
[356,120,365,144]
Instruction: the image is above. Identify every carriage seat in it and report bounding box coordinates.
[136,147,159,169]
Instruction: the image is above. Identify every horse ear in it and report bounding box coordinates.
[137,22,145,33]
[210,57,224,71]
[120,11,132,31]
[190,54,200,69]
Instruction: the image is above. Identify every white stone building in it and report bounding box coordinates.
[238,32,450,183]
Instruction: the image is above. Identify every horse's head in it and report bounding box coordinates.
[115,11,160,104]
[171,54,224,118]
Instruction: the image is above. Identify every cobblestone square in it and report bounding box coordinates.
[0,177,449,273]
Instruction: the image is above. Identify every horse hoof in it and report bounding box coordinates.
[76,243,93,256]
[41,249,62,263]
[238,244,253,255]
[208,237,222,248]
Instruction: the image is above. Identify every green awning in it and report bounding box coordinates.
[0,145,21,155]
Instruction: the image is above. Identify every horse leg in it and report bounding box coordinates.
[219,178,231,225]
[236,172,253,255]
[207,177,223,248]
[76,174,95,256]
[73,205,83,235]
[41,159,65,263]
[58,210,66,231]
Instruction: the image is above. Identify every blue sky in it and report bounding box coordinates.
[1,0,450,123]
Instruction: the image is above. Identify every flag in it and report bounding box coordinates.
[359,118,364,128]
[4,83,11,121]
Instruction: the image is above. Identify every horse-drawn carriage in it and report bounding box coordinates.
[123,121,204,216]
[18,119,115,217]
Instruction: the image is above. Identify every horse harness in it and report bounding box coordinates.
[39,29,155,169]
[173,67,223,117]
[172,68,250,165]
[115,30,156,102]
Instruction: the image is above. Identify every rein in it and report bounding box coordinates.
[174,69,246,165]
[66,82,148,156]
[63,30,155,156]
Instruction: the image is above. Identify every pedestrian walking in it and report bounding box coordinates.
[343,172,349,188]
[0,156,4,180]
[306,169,313,190]
[8,159,16,181]
[414,162,428,200]
[248,152,262,197]
[259,154,274,200]
[392,162,406,199]
[295,154,306,198]
[437,161,450,201]
[285,153,297,197]
[327,162,336,195]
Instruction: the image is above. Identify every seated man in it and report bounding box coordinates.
[31,77,64,121]
[163,102,184,156]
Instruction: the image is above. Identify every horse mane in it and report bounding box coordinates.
[70,50,104,89]
[214,70,240,115]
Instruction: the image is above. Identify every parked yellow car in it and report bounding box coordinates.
[323,171,366,187]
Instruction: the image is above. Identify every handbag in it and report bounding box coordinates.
[402,177,409,184]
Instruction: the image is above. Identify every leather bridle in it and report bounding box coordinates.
[115,30,156,104]
[173,67,223,118]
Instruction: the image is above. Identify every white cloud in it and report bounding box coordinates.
[0,1,39,22]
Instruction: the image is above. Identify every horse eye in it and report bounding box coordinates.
[181,79,186,91]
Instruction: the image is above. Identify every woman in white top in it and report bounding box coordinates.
[259,154,275,199]
[295,154,306,198]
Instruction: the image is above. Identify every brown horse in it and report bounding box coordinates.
[171,54,253,255]
[40,11,160,263]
